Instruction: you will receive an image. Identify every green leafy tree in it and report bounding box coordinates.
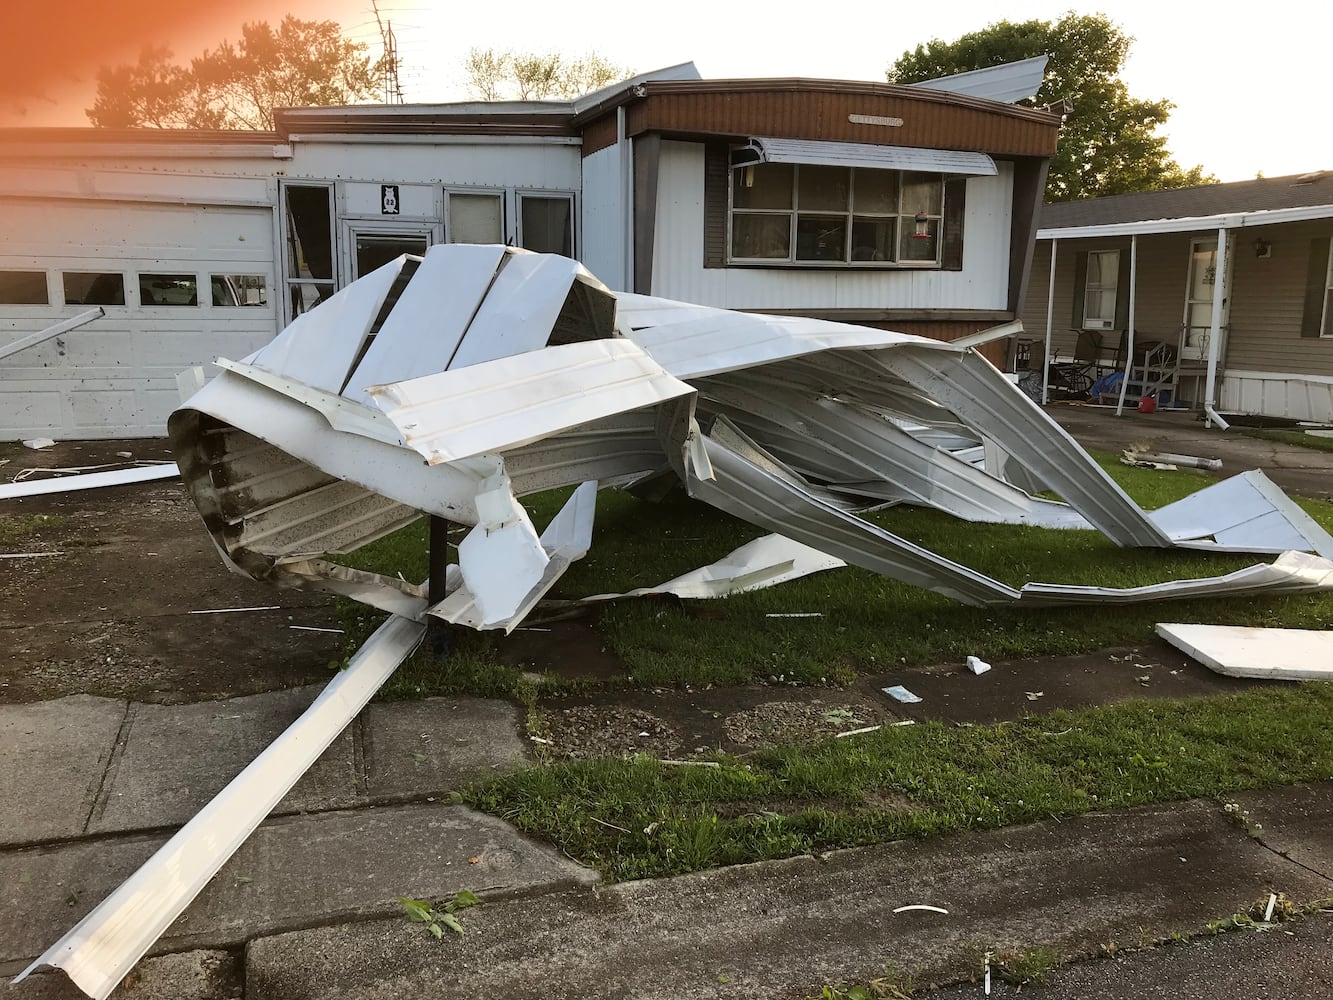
[87,17,384,130]
[463,49,633,101]
[887,13,1215,201]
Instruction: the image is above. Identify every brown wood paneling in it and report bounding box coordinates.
[582,115,618,156]
[859,318,1008,367]
[622,84,1059,158]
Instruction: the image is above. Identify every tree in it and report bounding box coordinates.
[887,13,1216,201]
[463,49,633,101]
[87,17,384,130]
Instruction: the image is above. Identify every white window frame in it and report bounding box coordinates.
[1081,249,1120,331]
[726,162,945,269]
[515,189,578,257]
[279,180,337,326]
[444,187,508,246]
[340,220,442,282]
[1322,249,1333,339]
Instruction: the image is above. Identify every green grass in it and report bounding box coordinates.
[464,683,1333,882]
[1237,427,1333,455]
[0,512,67,546]
[333,451,1333,696]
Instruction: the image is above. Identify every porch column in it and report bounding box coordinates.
[1203,225,1229,426]
[1042,238,1057,405]
[1115,235,1139,416]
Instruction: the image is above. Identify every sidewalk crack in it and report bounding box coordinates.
[82,699,135,834]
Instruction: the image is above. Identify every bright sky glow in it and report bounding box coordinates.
[15,1,1333,183]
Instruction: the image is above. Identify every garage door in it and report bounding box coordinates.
[0,200,276,440]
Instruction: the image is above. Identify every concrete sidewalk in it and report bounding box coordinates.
[4,680,1333,999]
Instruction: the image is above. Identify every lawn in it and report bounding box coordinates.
[1236,427,1333,455]
[335,452,1333,699]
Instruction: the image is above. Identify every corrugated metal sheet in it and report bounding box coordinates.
[740,138,996,176]
[909,56,1049,105]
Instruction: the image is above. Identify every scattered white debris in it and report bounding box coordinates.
[883,685,923,704]
[188,606,282,615]
[529,736,552,745]
[1157,623,1333,681]
[0,551,63,559]
[965,655,991,675]
[1025,691,1044,701]
[984,951,992,996]
[890,720,917,727]
[835,725,883,739]
[659,759,721,768]
[893,904,949,915]
[0,463,180,500]
[1137,450,1223,471]
[115,451,133,459]
[287,625,344,634]
[21,438,55,450]
[765,612,824,618]
[1264,892,1278,923]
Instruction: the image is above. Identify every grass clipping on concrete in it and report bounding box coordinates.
[466,683,1333,882]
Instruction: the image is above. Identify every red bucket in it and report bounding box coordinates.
[1137,394,1157,414]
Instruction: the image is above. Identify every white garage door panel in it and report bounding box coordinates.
[0,200,276,439]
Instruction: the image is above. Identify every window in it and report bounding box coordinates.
[0,270,49,304]
[63,272,125,306]
[353,232,429,279]
[519,194,574,256]
[728,163,944,266]
[1081,250,1119,330]
[211,274,267,307]
[282,183,335,319]
[448,191,504,244]
[139,274,198,306]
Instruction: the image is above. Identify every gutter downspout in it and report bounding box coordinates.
[618,106,633,292]
[1042,238,1057,405]
[1115,235,1138,416]
[1203,225,1229,429]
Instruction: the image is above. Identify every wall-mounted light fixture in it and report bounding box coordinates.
[1254,238,1272,259]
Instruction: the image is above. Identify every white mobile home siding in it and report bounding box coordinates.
[649,140,1014,311]
[579,144,624,289]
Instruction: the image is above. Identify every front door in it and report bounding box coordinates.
[1180,239,1217,361]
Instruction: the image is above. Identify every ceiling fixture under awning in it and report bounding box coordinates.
[731,137,997,177]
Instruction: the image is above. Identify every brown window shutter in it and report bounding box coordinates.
[1301,237,1332,338]
[1070,251,1088,328]
[941,178,966,271]
[703,142,729,268]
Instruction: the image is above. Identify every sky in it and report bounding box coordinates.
[3,1,1330,182]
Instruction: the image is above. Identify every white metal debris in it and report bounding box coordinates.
[21,438,55,450]
[893,904,950,915]
[16,614,425,1000]
[160,244,1333,636]
[0,463,179,500]
[883,685,923,704]
[1155,623,1333,680]
[966,656,992,675]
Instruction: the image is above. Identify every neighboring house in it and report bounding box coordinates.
[0,61,1059,439]
[1020,172,1333,422]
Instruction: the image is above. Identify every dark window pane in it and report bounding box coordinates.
[795,215,847,261]
[851,218,895,261]
[520,196,574,256]
[899,219,940,262]
[284,185,334,281]
[901,172,943,216]
[731,214,790,259]
[211,274,268,307]
[732,163,793,210]
[289,282,335,317]
[852,169,899,213]
[63,272,124,306]
[354,234,428,279]
[797,165,850,212]
[0,270,48,304]
[139,274,198,306]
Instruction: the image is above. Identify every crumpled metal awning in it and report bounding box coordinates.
[731,137,998,176]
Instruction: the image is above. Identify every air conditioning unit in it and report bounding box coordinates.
[1084,318,1113,330]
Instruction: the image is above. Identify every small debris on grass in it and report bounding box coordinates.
[659,759,721,768]
[893,904,949,915]
[835,725,882,739]
[891,720,916,727]
[965,655,991,675]
[1025,691,1044,701]
[883,685,923,704]
[0,551,64,559]
[529,736,551,745]
[765,612,823,618]
[22,438,55,450]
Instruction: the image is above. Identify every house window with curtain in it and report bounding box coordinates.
[728,163,944,267]
[1081,250,1120,330]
